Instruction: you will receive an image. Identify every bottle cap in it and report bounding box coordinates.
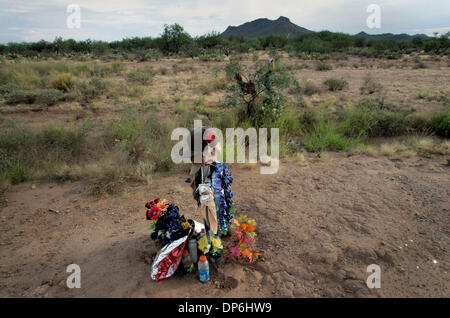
[199,255,207,262]
[183,250,189,257]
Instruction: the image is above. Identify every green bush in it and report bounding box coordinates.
[39,123,88,160]
[304,120,349,152]
[76,76,109,102]
[224,60,292,126]
[0,118,90,189]
[5,89,37,104]
[36,89,63,106]
[315,61,332,71]
[323,78,348,91]
[0,83,19,96]
[428,107,450,138]
[339,99,407,138]
[106,106,173,172]
[127,68,153,85]
[299,109,320,133]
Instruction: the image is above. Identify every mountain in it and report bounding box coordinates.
[355,31,429,41]
[222,16,312,39]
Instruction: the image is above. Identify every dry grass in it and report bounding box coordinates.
[347,144,377,157]
[295,152,308,166]
[380,142,408,156]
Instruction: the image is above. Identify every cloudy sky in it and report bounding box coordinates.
[0,0,449,43]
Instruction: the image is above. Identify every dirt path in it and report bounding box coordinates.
[0,154,449,297]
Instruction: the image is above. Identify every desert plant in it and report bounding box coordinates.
[315,61,332,71]
[428,107,450,138]
[52,73,73,92]
[304,120,349,152]
[127,68,153,85]
[323,78,348,91]
[360,74,383,95]
[224,60,292,126]
[76,76,109,102]
[5,89,37,104]
[36,89,63,106]
[302,80,321,96]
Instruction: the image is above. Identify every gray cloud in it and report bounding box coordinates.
[0,0,449,43]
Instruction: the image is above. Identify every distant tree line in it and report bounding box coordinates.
[1,24,448,59]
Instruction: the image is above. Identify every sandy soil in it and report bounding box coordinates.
[1,154,448,297]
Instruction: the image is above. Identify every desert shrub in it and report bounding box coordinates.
[299,109,321,133]
[52,73,73,92]
[302,80,321,96]
[106,106,174,172]
[5,89,37,104]
[199,50,224,62]
[428,107,450,138]
[127,67,153,85]
[76,76,109,102]
[158,67,169,75]
[406,113,430,134]
[360,74,383,95]
[86,161,127,197]
[339,98,407,138]
[36,89,63,106]
[0,117,90,190]
[0,83,19,96]
[39,123,88,161]
[110,61,125,74]
[212,111,238,131]
[370,110,407,137]
[315,61,332,71]
[304,120,349,152]
[323,78,348,91]
[224,60,292,126]
[275,107,302,137]
[413,60,427,69]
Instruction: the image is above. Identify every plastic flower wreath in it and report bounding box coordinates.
[229,215,261,263]
[145,198,191,246]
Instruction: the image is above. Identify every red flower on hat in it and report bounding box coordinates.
[205,131,215,143]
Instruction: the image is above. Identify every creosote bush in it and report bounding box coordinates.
[323,78,348,91]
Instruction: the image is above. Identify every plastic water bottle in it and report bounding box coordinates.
[188,239,198,263]
[182,250,194,273]
[198,255,210,283]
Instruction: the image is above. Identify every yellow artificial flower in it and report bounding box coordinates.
[182,221,190,230]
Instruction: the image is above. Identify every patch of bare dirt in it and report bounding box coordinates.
[0,154,449,297]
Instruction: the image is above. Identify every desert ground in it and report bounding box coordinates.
[0,52,449,297]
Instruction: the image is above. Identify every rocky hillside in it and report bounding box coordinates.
[222,16,311,39]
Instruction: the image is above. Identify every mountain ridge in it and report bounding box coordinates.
[222,16,312,39]
[222,16,429,41]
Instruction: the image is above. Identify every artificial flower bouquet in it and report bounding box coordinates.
[230,215,261,263]
[196,228,223,264]
[145,198,192,246]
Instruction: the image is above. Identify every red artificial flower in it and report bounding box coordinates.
[148,206,161,221]
[205,132,215,143]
